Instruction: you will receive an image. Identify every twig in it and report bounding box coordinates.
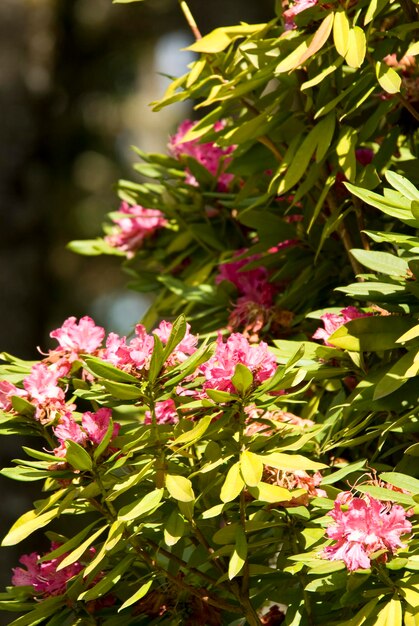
[179,0,202,40]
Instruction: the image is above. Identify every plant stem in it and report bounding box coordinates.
[327,188,364,278]
[178,0,202,40]
[397,93,419,123]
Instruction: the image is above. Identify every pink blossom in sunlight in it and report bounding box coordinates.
[200,333,277,393]
[12,543,83,596]
[53,412,87,449]
[50,316,105,359]
[23,363,65,408]
[312,306,371,347]
[168,119,235,190]
[144,399,178,425]
[322,495,412,571]
[82,407,120,445]
[105,202,166,257]
[0,380,26,411]
[154,320,198,363]
[216,253,274,307]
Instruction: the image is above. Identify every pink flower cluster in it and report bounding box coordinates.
[12,542,83,596]
[312,306,370,347]
[50,315,105,361]
[53,408,120,457]
[168,120,235,191]
[200,333,277,394]
[103,320,198,373]
[105,201,167,257]
[216,252,275,337]
[323,494,412,571]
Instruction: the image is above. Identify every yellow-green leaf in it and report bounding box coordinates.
[261,452,328,472]
[119,488,164,521]
[333,10,350,57]
[405,606,419,626]
[375,598,402,626]
[228,527,247,579]
[56,525,107,571]
[164,510,185,546]
[118,579,153,612]
[2,507,59,546]
[187,24,266,53]
[345,27,366,68]
[240,451,263,486]
[298,13,334,66]
[248,482,293,503]
[220,462,244,503]
[336,126,357,181]
[166,474,195,502]
[376,61,401,94]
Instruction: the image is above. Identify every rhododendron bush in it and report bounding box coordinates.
[2,0,419,624]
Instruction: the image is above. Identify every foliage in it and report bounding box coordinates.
[1,0,419,624]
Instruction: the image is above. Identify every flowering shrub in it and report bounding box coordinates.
[2,0,419,625]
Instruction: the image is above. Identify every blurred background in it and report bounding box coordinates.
[0,0,272,615]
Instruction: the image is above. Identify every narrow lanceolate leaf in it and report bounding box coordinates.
[231,363,253,395]
[261,453,327,472]
[345,27,366,68]
[228,527,247,580]
[166,474,195,502]
[373,350,419,400]
[298,13,334,66]
[333,10,350,57]
[169,414,212,447]
[119,488,164,521]
[2,507,59,546]
[380,472,419,495]
[118,579,153,612]
[364,0,390,25]
[220,462,245,502]
[240,451,263,486]
[376,61,401,94]
[78,555,134,601]
[56,526,107,571]
[247,482,293,503]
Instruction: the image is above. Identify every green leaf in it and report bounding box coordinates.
[301,58,343,91]
[328,316,416,352]
[374,598,402,626]
[345,26,366,68]
[220,462,245,503]
[380,472,419,495]
[164,510,185,546]
[320,459,366,485]
[337,598,380,626]
[350,249,409,276]
[166,474,195,502]
[56,525,107,571]
[376,62,401,94]
[6,596,64,626]
[373,350,419,400]
[169,414,212,448]
[2,507,59,546]
[333,10,350,57]
[205,388,238,403]
[231,363,253,395]
[162,314,187,362]
[247,482,293,503]
[385,171,419,201]
[78,555,134,601]
[187,24,266,53]
[336,126,357,181]
[39,521,100,562]
[261,452,328,472]
[297,13,334,66]
[65,440,93,471]
[357,484,416,506]
[119,488,164,521]
[240,451,263,486]
[101,380,142,400]
[228,527,247,579]
[84,357,139,383]
[118,579,153,612]
[364,0,390,24]
[148,333,165,383]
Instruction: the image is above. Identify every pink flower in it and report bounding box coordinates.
[144,399,178,425]
[82,407,120,445]
[23,363,65,409]
[53,412,87,450]
[12,543,83,596]
[50,316,105,359]
[200,333,277,394]
[312,306,371,347]
[283,0,317,30]
[168,120,235,191]
[322,495,412,571]
[216,253,274,306]
[0,380,26,412]
[105,201,166,257]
